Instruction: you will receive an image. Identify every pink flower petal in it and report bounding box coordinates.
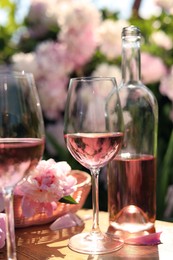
[50,213,83,231]
[125,231,162,245]
[0,213,6,233]
[0,213,6,249]
[0,229,6,249]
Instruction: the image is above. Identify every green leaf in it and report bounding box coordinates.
[59,195,78,204]
[46,132,69,161]
[157,130,173,219]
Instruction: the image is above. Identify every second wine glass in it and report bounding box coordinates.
[64,77,124,254]
[0,71,45,259]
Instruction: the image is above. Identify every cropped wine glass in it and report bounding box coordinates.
[64,77,124,254]
[0,71,45,259]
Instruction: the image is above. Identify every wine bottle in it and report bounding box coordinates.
[108,25,158,234]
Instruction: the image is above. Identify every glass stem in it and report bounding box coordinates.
[90,168,101,234]
[2,187,17,260]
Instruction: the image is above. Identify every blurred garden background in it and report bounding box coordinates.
[1,0,173,221]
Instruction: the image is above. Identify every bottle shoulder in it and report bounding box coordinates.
[118,81,158,106]
[118,81,158,121]
[119,80,151,92]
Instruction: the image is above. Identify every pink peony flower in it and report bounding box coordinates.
[141,52,167,84]
[0,213,6,249]
[15,159,77,217]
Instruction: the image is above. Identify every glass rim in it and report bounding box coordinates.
[70,76,117,82]
[0,70,34,79]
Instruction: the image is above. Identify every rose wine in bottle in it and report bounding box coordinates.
[108,26,158,233]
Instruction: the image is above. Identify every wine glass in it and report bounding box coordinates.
[64,77,124,254]
[0,71,45,259]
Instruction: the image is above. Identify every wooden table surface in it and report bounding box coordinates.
[1,209,173,259]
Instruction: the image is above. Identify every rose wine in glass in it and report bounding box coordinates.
[64,77,124,254]
[0,71,45,259]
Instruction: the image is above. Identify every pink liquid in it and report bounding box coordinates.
[108,154,156,233]
[0,138,44,188]
[64,133,123,169]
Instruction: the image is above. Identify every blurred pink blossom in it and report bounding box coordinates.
[11,52,39,76]
[15,159,77,217]
[35,42,74,119]
[141,52,167,84]
[98,20,129,60]
[11,1,101,120]
[0,213,6,249]
[155,0,173,13]
[27,0,59,38]
[12,42,72,120]
[62,26,98,68]
[59,0,100,68]
[92,63,122,86]
[37,76,68,120]
[150,31,173,50]
[57,0,100,29]
[28,0,57,24]
[36,41,74,77]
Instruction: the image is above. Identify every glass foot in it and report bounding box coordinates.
[68,232,124,255]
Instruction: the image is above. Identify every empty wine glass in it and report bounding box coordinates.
[64,77,124,254]
[0,71,45,259]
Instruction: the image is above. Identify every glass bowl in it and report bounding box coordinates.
[14,170,91,228]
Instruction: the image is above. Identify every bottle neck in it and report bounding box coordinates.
[121,37,141,83]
